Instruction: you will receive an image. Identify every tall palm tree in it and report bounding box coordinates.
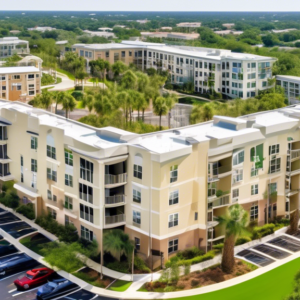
[50,91,64,114]
[61,93,76,119]
[35,91,52,110]
[202,104,214,121]
[153,96,169,130]
[82,93,96,113]
[103,229,124,261]
[215,204,249,273]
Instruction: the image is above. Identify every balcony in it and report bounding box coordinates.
[105,194,125,206]
[289,149,300,161]
[208,165,232,182]
[208,194,230,210]
[105,173,127,187]
[105,214,126,228]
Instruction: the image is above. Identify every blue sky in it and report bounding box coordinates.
[2,0,300,11]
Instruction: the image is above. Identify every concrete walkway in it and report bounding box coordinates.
[163,88,212,102]
[1,206,299,299]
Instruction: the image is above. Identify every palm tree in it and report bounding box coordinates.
[50,91,64,114]
[61,93,76,119]
[35,91,52,110]
[82,93,96,113]
[202,104,214,121]
[153,96,169,130]
[215,204,249,273]
[289,209,299,234]
[112,61,128,78]
[121,70,138,90]
[103,229,124,261]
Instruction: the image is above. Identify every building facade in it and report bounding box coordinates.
[276,75,300,105]
[0,67,41,101]
[0,37,29,59]
[0,100,299,265]
[72,41,276,100]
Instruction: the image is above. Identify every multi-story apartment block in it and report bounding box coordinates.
[0,37,29,59]
[0,67,41,101]
[276,75,300,105]
[72,41,276,99]
[1,100,300,266]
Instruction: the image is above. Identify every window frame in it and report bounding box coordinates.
[169,190,179,205]
[65,174,73,187]
[133,210,141,224]
[31,136,38,150]
[168,238,178,254]
[31,159,37,172]
[170,165,178,183]
[64,196,73,210]
[168,213,179,228]
[251,184,259,195]
[47,145,56,159]
[250,204,258,221]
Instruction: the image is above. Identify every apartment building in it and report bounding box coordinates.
[1,100,300,265]
[0,67,41,101]
[276,75,300,105]
[0,37,29,59]
[72,41,276,99]
[176,22,202,28]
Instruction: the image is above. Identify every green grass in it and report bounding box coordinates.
[19,235,50,256]
[170,257,300,300]
[56,68,75,80]
[73,271,110,288]
[108,280,132,292]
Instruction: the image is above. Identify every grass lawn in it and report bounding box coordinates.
[108,280,132,292]
[73,268,113,288]
[19,233,50,256]
[56,68,75,80]
[171,257,300,300]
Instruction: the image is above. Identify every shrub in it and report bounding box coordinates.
[16,203,35,220]
[177,246,204,260]
[183,262,191,276]
[213,243,224,252]
[41,73,56,86]
[181,251,215,266]
[170,262,180,282]
[235,236,252,246]
[164,83,173,90]
[71,91,84,100]
[191,279,200,287]
[0,190,20,209]
[134,255,151,273]
[164,285,176,292]
[106,261,129,273]
[252,223,275,240]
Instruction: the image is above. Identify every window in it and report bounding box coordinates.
[105,51,109,58]
[64,196,73,210]
[133,210,141,224]
[47,145,56,159]
[250,144,264,169]
[53,195,57,202]
[29,91,34,96]
[134,154,143,179]
[129,51,132,57]
[168,213,178,228]
[262,81,267,87]
[13,75,20,80]
[121,51,125,57]
[81,225,93,242]
[233,150,244,166]
[233,169,243,183]
[251,184,258,195]
[31,159,37,172]
[232,189,239,198]
[28,74,34,79]
[65,149,73,166]
[47,168,57,181]
[195,212,198,220]
[135,237,140,251]
[133,187,141,203]
[31,136,38,150]
[269,183,277,194]
[47,189,52,200]
[208,182,217,197]
[65,174,73,187]
[270,157,281,174]
[47,208,56,220]
[80,158,93,183]
[80,204,94,223]
[250,204,258,221]
[2,86,6,91]
[168,238,178,254]
[269,144,279,155]
[65,215,72,226]
[169,190,179,205]
[0,127,7,140]
[79,183,93,204]
[1,76,5,80]
[170,165,178,183]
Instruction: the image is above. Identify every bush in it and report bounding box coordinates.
[71,91,84,100]
[252,223,275,240]
[164,83,173,90]
[170,262,180,282]
[41,73,56,86]
[191,279,200,287]
[164,285,176,292]
[106,261,129,273]
[213,243,224,252]
[0,190,20,209]
[235,236,252,246]
[183,262,191,276]
[134,255,151,273]
[177,246,204,260]
[16,203,35,220]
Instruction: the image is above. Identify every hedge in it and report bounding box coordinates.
[252,223,275,240]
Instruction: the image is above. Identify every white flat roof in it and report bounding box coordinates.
[0,66,40,74]
[276,75,300,82]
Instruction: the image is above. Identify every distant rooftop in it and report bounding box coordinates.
[0,66,40,74]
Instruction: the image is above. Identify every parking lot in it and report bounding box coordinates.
[0,208,112,300]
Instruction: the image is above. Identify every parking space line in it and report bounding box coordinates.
[12,286,40,297]
[8,288,17,293]
[51,288,82,300]
[0,271,25,282]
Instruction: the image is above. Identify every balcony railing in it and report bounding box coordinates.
[105,195,125,205]
[208,165,231,182]
[105,214,126,225]
[208,195,230,209]
[105,173,127,185]
[289,149,300,160]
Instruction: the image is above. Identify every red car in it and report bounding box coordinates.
[14,268,54,290]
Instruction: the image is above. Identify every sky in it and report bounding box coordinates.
[2,0,300,11]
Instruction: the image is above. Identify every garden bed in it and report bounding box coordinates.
[73,267,114,288]
[19,233,51,256]
[139,259,257,292]
[108,280,132,292]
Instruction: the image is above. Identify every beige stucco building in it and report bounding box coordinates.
[0,100,299,266]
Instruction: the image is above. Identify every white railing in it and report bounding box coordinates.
[105,195,125,205]
[105,214,126,225]
[105,173,127,185]
[290,149,300,160]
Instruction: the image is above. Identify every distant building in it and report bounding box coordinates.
[114,25,127,29]
[141,32,200,40]
[27,26,56,32]
[82,30,116,39]
[0,66,41,102]
[214,30,244,36]
[276,75,300,104]
[0,37,29,59]
[9,30,21,35]
[271,28,297,33]
[56,41,69,58]
[98,28,113,32]
[136,20,149,24]
[161,27,172,31]
[176,22,201,28]
[222,23,235,29]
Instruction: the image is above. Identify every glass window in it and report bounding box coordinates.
[269,183,277,194]
[233,169,243,184]
[31,159,37,172]
[232,188,239,198]
[47,208,56,220]
[64,196,73,210]
[168,238,178,254]
[65,174,73,187]
[65,149,73,166]
[47,168,57,181]
[133,164,142,179]
[270,157,281,174]
[47,145,56,159]
[169,190,179,205]
[53,195,57,202]
[170,165,178,183]
[81,225,93,241]
[168,213,178,228]
[208,182,217,197]
[251,184,258,195]
[80,204,94,223]
[79,183,93,204]
[133,188,141,203]
[31,136,38,150]
[133,210,141,224]
[250,204,258,221]
[269,144,279,155]
[135,237,140,250]
[47,189,52,200]
[80,158,93,183]
[233,150,244,166]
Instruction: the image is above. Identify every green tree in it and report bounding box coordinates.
[61,93,76,119]
[215,204,249,273]
[112,61,128,78]
[153,96,169,130]
[35,91,52,110]
[121,70,138,90]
